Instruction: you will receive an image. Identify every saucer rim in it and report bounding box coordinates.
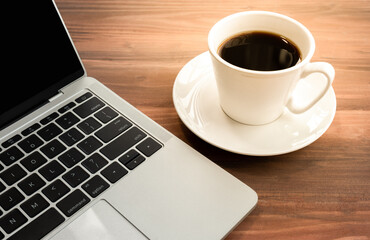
[172,51,337,156]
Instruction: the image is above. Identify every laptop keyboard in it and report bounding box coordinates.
[0,91,162,239]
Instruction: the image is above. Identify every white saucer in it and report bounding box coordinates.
[172,52,336,156]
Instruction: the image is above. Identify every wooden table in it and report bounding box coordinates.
[55,0,370,239]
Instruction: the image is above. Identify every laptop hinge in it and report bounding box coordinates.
[48,91,64,102]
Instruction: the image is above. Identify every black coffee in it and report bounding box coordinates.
[218,31,301,71]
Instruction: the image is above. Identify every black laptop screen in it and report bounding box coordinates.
[0,1,84,129]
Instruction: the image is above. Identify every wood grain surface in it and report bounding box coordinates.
[55,0,370,239]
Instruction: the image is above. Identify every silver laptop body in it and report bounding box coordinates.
[0,1,257,239]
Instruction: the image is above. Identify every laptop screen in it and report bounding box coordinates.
[0,1,84,130]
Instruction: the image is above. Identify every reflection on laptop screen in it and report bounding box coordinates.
[0,1,84,129]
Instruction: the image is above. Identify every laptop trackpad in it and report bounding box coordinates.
[50,200,148,240]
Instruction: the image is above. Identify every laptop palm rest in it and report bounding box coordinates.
[50,200,148,240]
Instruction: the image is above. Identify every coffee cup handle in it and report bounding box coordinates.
[286,62,335,114]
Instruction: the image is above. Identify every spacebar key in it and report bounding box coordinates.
[8,208,64,240]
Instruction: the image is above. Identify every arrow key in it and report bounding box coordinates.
[101,162,127,183]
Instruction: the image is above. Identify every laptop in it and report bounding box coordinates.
[0,1,257,239]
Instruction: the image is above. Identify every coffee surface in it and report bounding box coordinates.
[218,31,301,71]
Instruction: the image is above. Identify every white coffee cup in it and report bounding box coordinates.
[208,11,335,125]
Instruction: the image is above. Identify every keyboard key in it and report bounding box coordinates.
[0,187,25,211]
[20,193,49,218]
[37,123,62,141]
[40,112,59,125]
[18,173,46,196]
[77,136,102,155]
[21,123,41,136]
[40,139,66,159]
[20,151,47,172]
[95,106,118,123]
[18,134,43,153]
[58,102,76,114]
[77,117,102,135]
[101,162,128,183]
[39,160,66,181]
[100,127,146,160]
[7,208,64,240]
[136,137,162,157]
[55,112,80,130]
[0,146,24,166]
[0,164,27,186]
[1,134,22,148]
[57,189,90,217]
[73,97,104,119]
[58,148,84,168]
[59,128,84,147]
[0,182,5,193]
[63,166,89,188]
[95,117,132,143]
[42,179,70,202]
[82,175,109,198]
[125,155,146,170]
[118,149,139,165]
[0,209,27,234]
[82,153,108,174]
[75,92,92,103]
